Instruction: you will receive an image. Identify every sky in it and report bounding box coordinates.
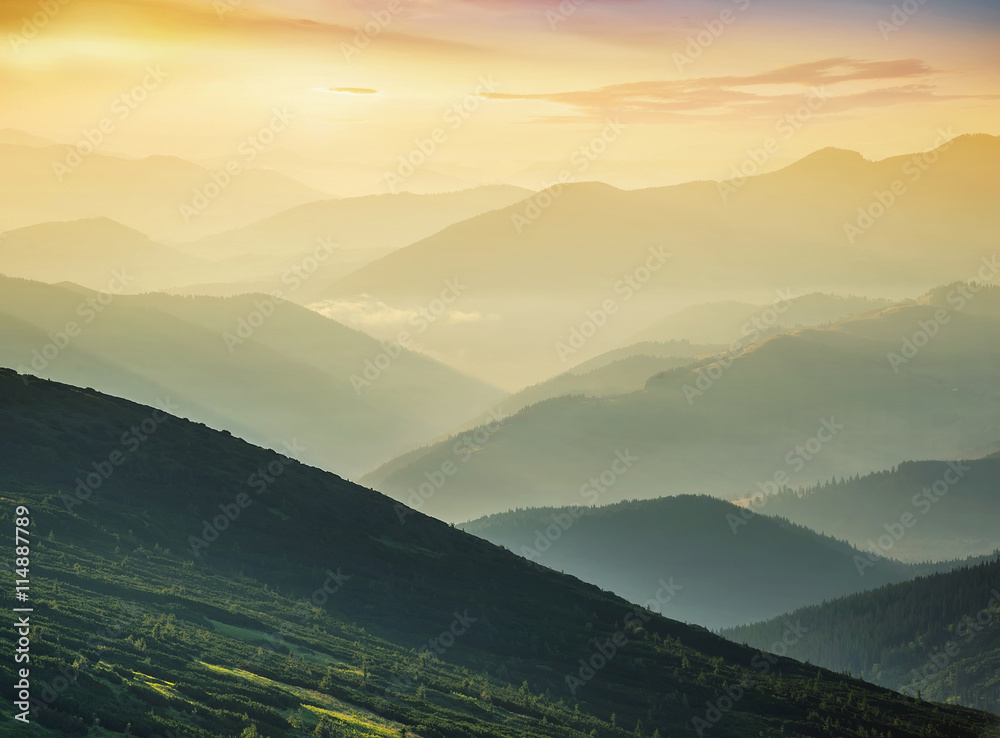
[2,0,999,194]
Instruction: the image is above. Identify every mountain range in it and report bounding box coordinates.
[0,143,325,242]
[2,369,998,737]
[317,134,1000,386]
[0,277,503,477]
[461,495,990,631]
[758,454,1000,563]
[366,284,1000,521]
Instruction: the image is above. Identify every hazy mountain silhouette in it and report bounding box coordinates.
[461,495,974,630]
[0,128,59,147]
[0,143,325,241]
[180,185,534,261]
[479,340,722,421]
[318,135,1000,386]
[0,218,209,292]
[629,293,890,346]
[760,454,1000,562]
[0,277,503,476]
[366,285,1000,522]
[170,185,534,302]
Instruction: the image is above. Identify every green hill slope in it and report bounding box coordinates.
[1,369,999,737]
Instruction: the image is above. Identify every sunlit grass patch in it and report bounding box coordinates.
[301,703,400,737]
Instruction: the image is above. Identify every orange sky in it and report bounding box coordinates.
[2,0,998,194]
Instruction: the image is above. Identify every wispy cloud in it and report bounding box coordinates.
[323,87,380,95]
[484,57,980,122]
[310,296,486,331]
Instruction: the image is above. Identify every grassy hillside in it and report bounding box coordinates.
[1,368,999,737]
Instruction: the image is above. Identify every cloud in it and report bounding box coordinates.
[324,87,380,95]
[446,310,485,324]
[484,57,976,122]
[310,296,417,328]
[309,296,485,332]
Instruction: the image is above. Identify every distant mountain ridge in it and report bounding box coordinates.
[0,277,503,477]
[0,142,326,241]
[0,218,208,293]
[755,454,1000,562]
[316,134,1000,385]
[722,558,1000,715]
[461,495,983,630]
[366,284,1000,521]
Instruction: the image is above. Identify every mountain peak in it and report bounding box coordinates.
[774,146,868,176]
[3,216,154,242]
[0,128,59,147]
